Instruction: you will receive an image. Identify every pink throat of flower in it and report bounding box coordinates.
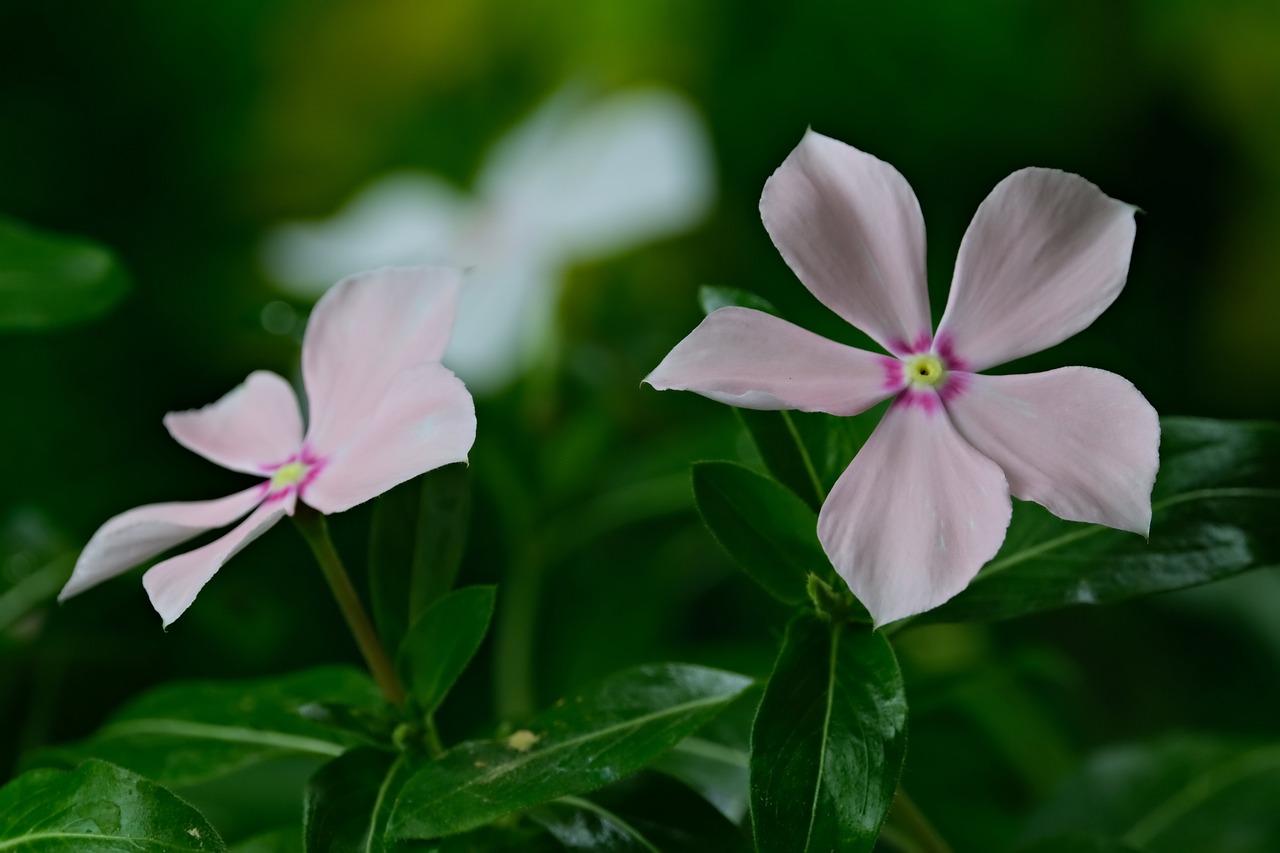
[880,333,971,414]
[263,448,325,503]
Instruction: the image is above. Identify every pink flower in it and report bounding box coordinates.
[647,132,1160,625]
[60,268,477,627]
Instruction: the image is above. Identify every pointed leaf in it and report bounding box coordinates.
[0,217,131,331]
[369,463,472,655]
[304,747,415,853]
[750,614,907,852]
[0,759,226,851]
[926,418,1280,623]
[1022,736,1280,852]
[529,772,750,851]
[396,585,495,714]
[691,461,829,605]
[388,664,753,839]
[28,667,383,786]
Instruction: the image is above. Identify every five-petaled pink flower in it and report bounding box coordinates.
[647,131,1160,625]
[59,268,477,627]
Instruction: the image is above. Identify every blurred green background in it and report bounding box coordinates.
[3,0,1280,848]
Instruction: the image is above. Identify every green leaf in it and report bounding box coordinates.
[30,667,384,786]
[925,418,1280,623]
[304,748,415,853]
[388,663,754,839]
[750,614,907,852]
[369,463,472,656]
[396,585,495,715]
[528,772,750,851]
[734,405,885,515]
[691,461,831,605]
[0,217,130,331]
[698,284,778,316]
[0,759,226,851]
[735,410,826,512]
[653,738,750,823]
[0,553,72,634]
[1022,736,1280,852]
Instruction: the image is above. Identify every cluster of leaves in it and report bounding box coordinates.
[2,464,755,850]
[3,268,1279,849]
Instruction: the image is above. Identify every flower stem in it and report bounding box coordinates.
[780,410,827,504]
[292,505,406,707]
[886,788,953,853]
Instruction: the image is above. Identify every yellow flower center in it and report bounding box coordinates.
[904,353,945,388]
[270,461,307,491]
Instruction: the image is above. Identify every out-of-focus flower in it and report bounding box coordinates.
[59,268,476,627]
[261,85,715,392]
[647,131,1159,625]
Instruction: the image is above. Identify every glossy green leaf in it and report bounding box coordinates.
[926,418,1280,623]
[369,463,472,656]
[388,664,753,839]
[304,747,416,853]
[0,217,130,331]
[751,614,907,852]
[1022,736,1280,852]
[529,771,750,851]
[697,284,777,316]
[30,667,384,786]
[396,585,495,715]
[0,759,226,851]
[691,461,828,605]
[653,737,750,823]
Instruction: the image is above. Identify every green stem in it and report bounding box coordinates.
[780,410,827,504]
[422,714,446,759]
[492,548,543,721]
[886,788,953,853]
[293,505,406,708]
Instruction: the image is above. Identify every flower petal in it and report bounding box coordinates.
[935,168,1137,371]
[59,485,267,601]
[142,498,289,628]
[444,259,556,394]
[818,401,1011,625]
[303,363,476,514]
[760,130,931,355]
[944,367,1159,534]
[163,371,303,474]
[302,267,462,455]
[260,172,468,295]
[645,307,901,415]
[477,87,714,261]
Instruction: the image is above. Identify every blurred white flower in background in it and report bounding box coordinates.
[261,85,716,393]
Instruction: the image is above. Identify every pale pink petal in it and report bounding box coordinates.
[944,367,1159,534]
[142,498,290,628]
[934,168,1137,372]
[644,307,901,415]
[163,371,303,474]
[303,363,476,514]
[818,401,1011,625]
[760,130,931,355]
[59,485,267,601]
[302,267,462,455]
